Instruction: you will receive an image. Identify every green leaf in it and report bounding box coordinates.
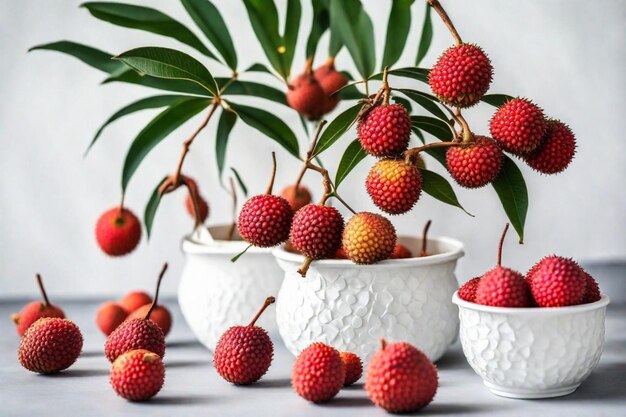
[398,89,447,121]
[230,167,248,196]
[415,3,433,66]
[81,2,216,59]
[306,0,330,58]
[382,0,414,69]
[312,103,363,157]
[28,41,124,73]
[481,94,515,107]
[411,116,453,141]
[86,94,191,155]
[282,0,302,75]
[338,81,365,100]
[420,169,471,215]
[114,47,218,96]
[328,22,343,57]
[335,139,367,188]
[220,80,287,106]
[392,96,413,113]
[122,97,211,192]
[245,63,274,74]
[228,102,300,158]
[216,110,237,180]
[181,0,237,70]
[492,156,528,243]
[330,0,376,79]
[423,147,446,166]
[372,66,429,83]
[103,68,211,96]
[144,176,169,238]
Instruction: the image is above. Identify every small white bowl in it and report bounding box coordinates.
[453,292,610,399]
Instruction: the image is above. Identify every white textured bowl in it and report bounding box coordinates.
[178,225,283,352]
[453,292,609,399]
[273,236,464,362]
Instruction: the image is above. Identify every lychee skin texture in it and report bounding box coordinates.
[581,271,601,304]
[524,120,576,174]
[95,207,141,256]
[185,194,209,223]
[213,326,273,385]
[110,349,165,401]
[18,318,83,374]
[280,184,312,212]
[429,44,493,108]
[13,302,65,337]
[392,243,412,259]
[489,98,547,155]
[334,247,348,259]
[446,136,503,188]
[314,64,348,114]
[529,256,586,307]
[289,204,344,260]
[292,343,345,403]
[342,212,397,264]
[96,302,129,336]
[287,73,326,120]
[118,291,152,313]
[458,277,481,302]
[475,267,530,307]
[238,195,293,248]
[366,159,422,215]
[358,104,411,158]
[127,305,172,336]
[365,342,438,413]
[340,351,363,386]
[105,318,165,363]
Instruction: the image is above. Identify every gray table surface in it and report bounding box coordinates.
[1,266,625,417]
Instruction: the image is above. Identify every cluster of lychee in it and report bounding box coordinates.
[458,225,601,308]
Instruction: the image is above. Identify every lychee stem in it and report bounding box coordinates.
[119,194,126,213]
[36,274,50,307]
[248,296,276,327]
[456,110,473,143]
[182,176,204,229]
[420,220,432,257]
[144,263,168,321]
[497,223,510,267]
[227,176,237,241]
[304,56,313,76]
[403,141,461,165]
[297,257,314,277]
[426,0,463,45]
[380,338,388,350]
[265,152,277,195]
[381,66,391,105]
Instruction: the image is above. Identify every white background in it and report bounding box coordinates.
[1,0,624,298]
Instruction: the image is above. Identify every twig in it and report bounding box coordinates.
[426,0,463,45]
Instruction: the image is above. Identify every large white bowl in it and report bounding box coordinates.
[453,292,610,399]
[273,236,464,362]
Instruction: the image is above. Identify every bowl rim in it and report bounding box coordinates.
[272,235,465,268]
[452,291,610,315]
[181,224,272,256]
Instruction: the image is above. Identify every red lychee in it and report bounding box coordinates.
[183,176,210,222]
[18,318,83,374]
[213,297,275,385]
[289,204,344,260]
[524,120,576,174]
[358,103,411,158]
[110,349,164,401]
[238,195,293,247]
[292,343,345,403]
[489,98,547,155]
[127,304,172,336]
[429,43,493,108]
[340,351,363,386]
[287,73,326,120]
[314,61,348,114]
[280,184,312,212]
[581,270,601,304]
[95,206,141,256]
[458,277,481,302]
[446,136,503,188]
[118,291,152,313]
[392,243,412,259]
[528,256,587,307]
[342,212,397,264]
[334,247,348,259]
[365,340,438,413]
[96,302,129,336]
[12,274,65,337]
[366,159,422,214]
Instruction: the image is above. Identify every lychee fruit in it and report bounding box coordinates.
[213,296,275,385]
[110,349,165,401]
[280,184,312,212]
[340,351,363,386]
[446,136,503,188]
[528,256,587,307]
[429,43,493,108]
[581,270,601,304]
[314,60,348,114]
[95,206,141,256]
[458,277,481,302]
[127,303,172,336]
[357,103,411,158]
[18,317,83,374]
[489,98,547,155]
[524,120,576,174]
[365,339,438,413]
[334,247,348,259]
[105,264,168,362]
[342,212,397,264]
[118,291,152,313]
[292,342,345,403]
[366,159,422,214]
[183,176,210,222]
[474,224,530,307]
[290,204,344,260]
[12,274,65,337]
[96,302,129,336]
[392,243,412,259]
[287,72,326,120]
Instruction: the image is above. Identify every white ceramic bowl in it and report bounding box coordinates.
[273,236,464,362]
[178,225,284,352]
[453,292,610,399]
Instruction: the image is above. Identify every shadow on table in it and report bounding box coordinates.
[242,378,292,389]
[51,369,110,378]
[566,362,626,401]
[318,396,372,408]
[435,349,469,371]
[80,349,103,358]
[418,403,495,415]
[342,382,364,390]
[144,395,213,406]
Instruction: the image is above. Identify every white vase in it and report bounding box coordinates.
[453,292,610,399]
[178,225,284,352]
[273,236,464,362]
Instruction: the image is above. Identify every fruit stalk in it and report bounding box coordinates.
[144,263,168,321]
[159,176,205,229]
[497,223,510,267]
[35,274,50,307]
[381,66,391,105]
[403,141,461,164]
[226,176,238,241]
[420,220,432,257]
[248,296,276,327]
[265,152,278,195]
[426,0,462,45]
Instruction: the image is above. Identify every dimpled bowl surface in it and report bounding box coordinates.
[453,292,609,399]
[273,236,464,362]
